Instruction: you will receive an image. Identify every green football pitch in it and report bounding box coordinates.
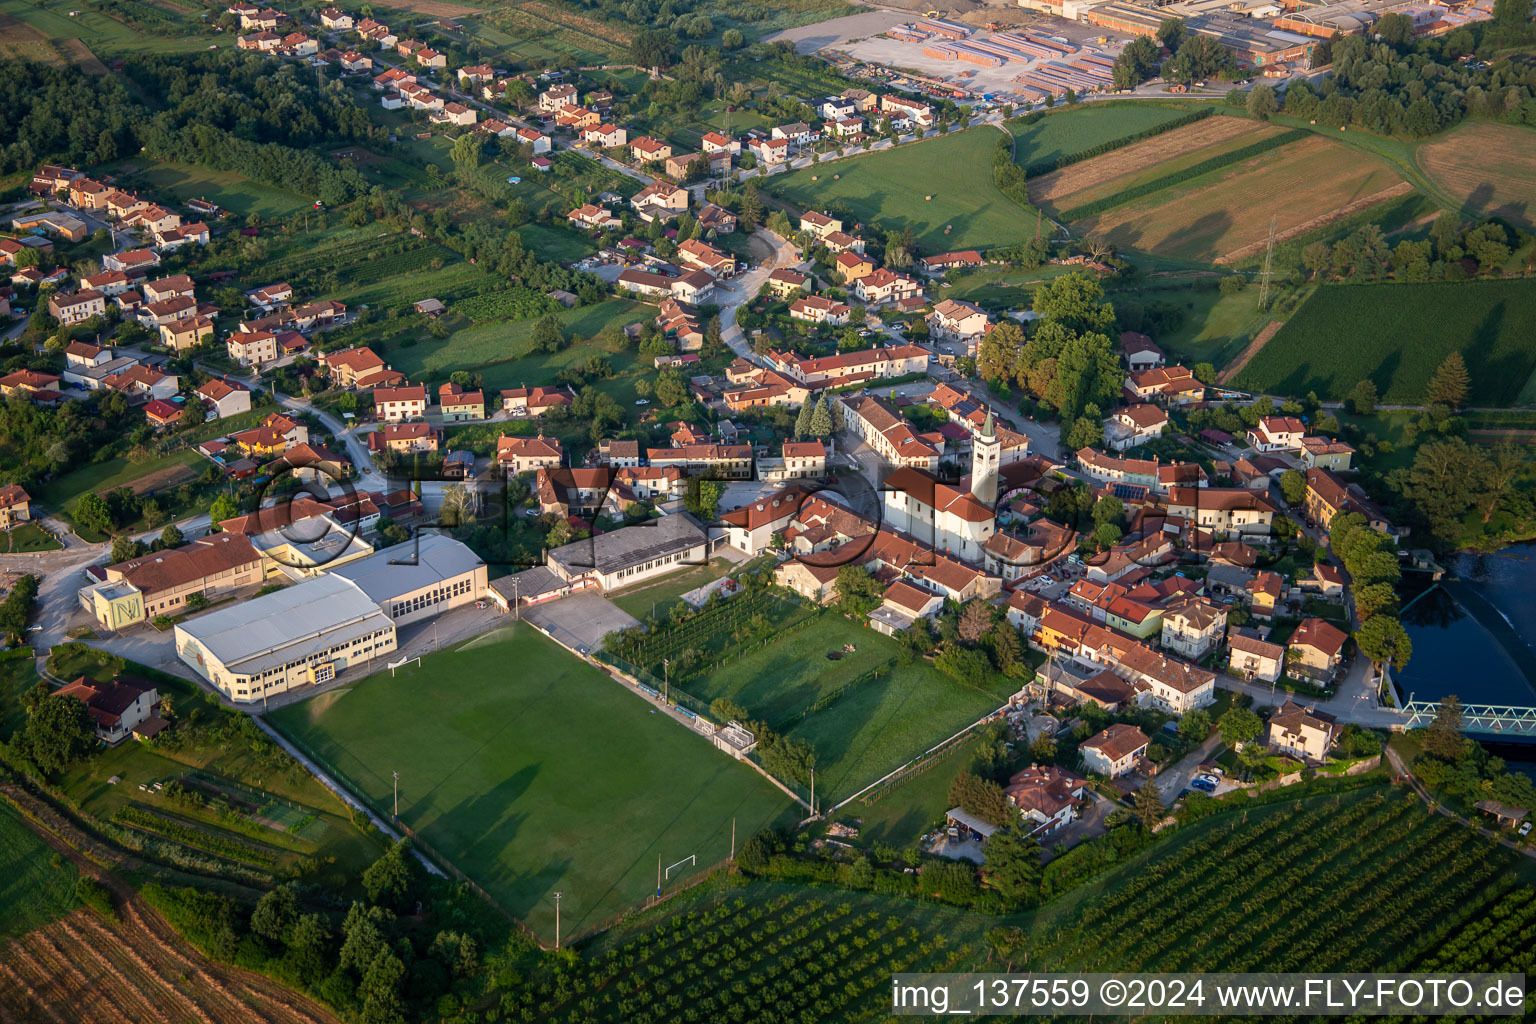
[268,623,795,942]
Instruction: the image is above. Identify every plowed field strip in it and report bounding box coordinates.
[1030,118,1272,205]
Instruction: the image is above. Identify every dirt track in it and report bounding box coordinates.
[1217,320,1284,385]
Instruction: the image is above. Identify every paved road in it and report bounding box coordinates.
[719,229,801,363]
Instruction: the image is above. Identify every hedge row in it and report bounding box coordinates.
[1057,128,1311,221]
[993,135,1032,211]
[1021,107,1212,178]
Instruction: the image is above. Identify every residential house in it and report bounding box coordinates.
[57,676,161,745]
[437,382,485,422]
[1120,331,1165,370]
[584,123,627,149]
[700,132,740,156]
[500,385,574,417]
[746,137,788,166]
[538,83,578,111]
[927,298,989,342]
[160,315,215,352]
[1080,723,1149,778]
[1299,436,1355,471]
[789,295,852,326]
[766,268,809,297]
[322,346,403,389]
[0,484,32,530]
[833,251,875,283]
[1267,701,1340,761]
[0,371,62,400]
[102,248,160,274]
[630,136,672,163]
[373,384,429,422]
[1247,415,1306,453]
[1124,365,1204,406]
[799,211,843,240]
[1288,617,1349,681]
[372,422,439,454]
[1165,487,1276,537]
[1104,403,1168,451]
[227,330,279,368]
[48,289,106,325]
[869,580,945,635]
[676,238,736,278]
[568,203,622,231]
[1246,571,1283,619]
[852,268,922,306]
[1227,627,1284,683]
[1005,765,1087,834]
[919,250,985,275]
[197,378,252,420]
[1160,595,1227,660]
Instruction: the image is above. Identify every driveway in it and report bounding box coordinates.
[1157,732,1224,806]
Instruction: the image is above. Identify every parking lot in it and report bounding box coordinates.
[520,591,640,655]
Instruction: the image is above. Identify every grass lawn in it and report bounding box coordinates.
[668,609,1012,802]
[118,161,312,218]
[388,299,649,391]
[938,264,1071,310]
[850,736,982,848]
[1108,278,1279,369]
[267,623,796,941]
[516,222,598,264]
[766,128,1035,251]
[1010,103,1205,174]
[35,449,204,537]
[1232,278,1536,405]
[0,800,80,940]
[608,557,741,621]
[2,522,63,553]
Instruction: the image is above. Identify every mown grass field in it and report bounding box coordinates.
[2,522,63,553]
[118,161,313,218]
[269,623,795,941]
[388,298,649,393]
[1417,122,1536,232]
[1075,134,1408,264]
[654,605,1012,802]
[1009,103,1202,174]
[0,800,79,939]
[1231,279,1536,405]
[766,128,1034,251]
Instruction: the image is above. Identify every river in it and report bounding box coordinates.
[1396,545,1536,765]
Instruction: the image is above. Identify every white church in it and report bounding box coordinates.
[881,410,1003,564]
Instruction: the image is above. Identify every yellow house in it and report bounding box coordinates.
[1247,571,1282,619]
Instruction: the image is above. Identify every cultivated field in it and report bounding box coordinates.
[1028,117,1280,212]
[1074,135,1409,264]
[766,128,1034,251]
[1029,787,1534,970]
[268,624,795,941]
[1417,122,1536,232]
[1231,279,1536,405]
[1,901,343,1024]
[1010,103,1202,175]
